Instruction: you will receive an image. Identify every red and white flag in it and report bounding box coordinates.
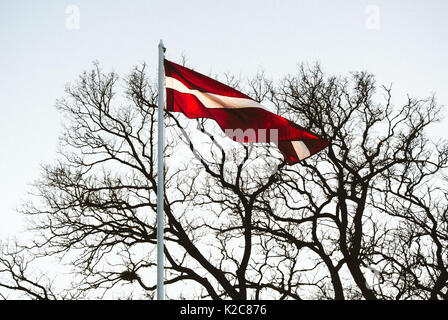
[164,59,328,164]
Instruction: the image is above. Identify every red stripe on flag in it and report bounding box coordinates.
[165,60,251,99]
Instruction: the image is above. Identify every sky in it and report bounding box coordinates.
[0,0,447,238]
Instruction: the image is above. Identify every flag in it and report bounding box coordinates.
[164,59,328,164]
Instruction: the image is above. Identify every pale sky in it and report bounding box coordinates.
[0,0,447,237]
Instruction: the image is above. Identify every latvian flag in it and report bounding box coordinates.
[164,60,329,164]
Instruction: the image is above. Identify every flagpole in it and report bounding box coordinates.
[156,39,165,300]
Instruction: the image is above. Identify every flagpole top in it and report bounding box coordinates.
[159,40,166,53]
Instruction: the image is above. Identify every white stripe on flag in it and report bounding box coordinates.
[292,140,311,160]
[166,76,263,110]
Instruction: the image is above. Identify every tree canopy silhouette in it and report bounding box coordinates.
[1,62,447,300]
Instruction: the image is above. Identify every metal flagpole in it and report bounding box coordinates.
[156,39,165,300]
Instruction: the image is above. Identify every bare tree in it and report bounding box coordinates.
[257,66,448,299]
[0,62,446,300]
